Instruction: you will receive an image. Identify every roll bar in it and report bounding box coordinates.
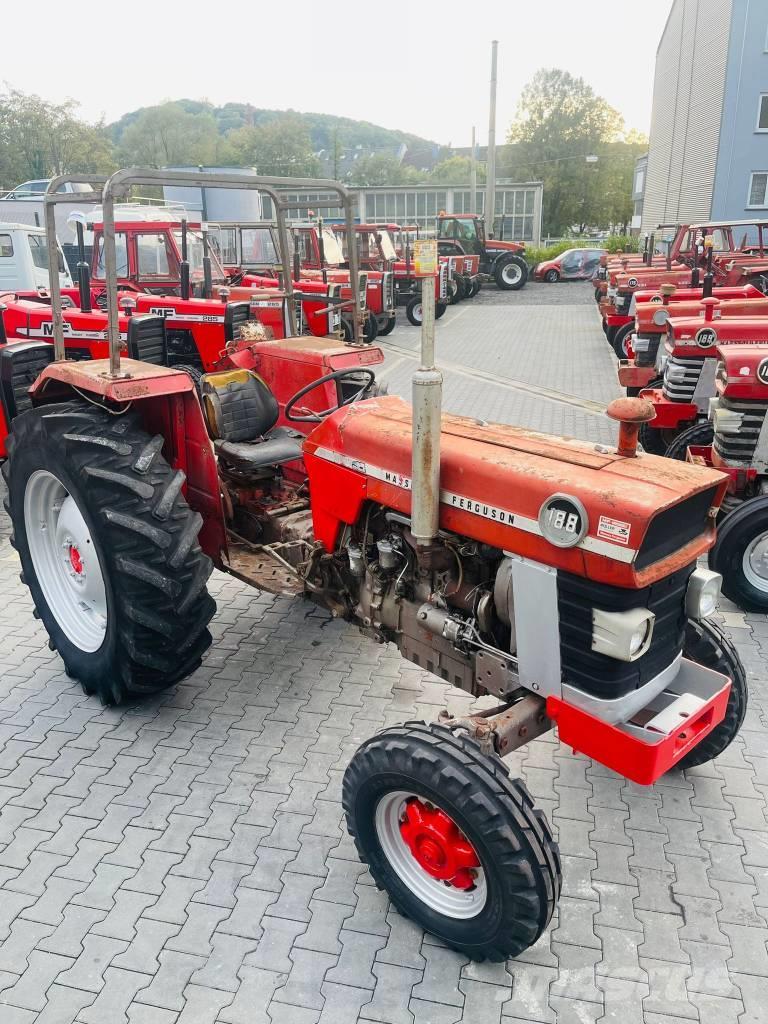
[43,174,108,361]
[99,168,363,377]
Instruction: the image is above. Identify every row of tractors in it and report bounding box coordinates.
[597,219,768,612]
[0,171,745,965]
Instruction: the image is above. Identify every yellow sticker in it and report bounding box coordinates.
[413,239,438,277]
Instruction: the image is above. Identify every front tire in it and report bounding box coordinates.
[342,722,561,961]
[494,256,528,291]
[710,494,768,612]
[2,401,215,704]
[664,420,714,460]
[611,322,634,359]
[377,315,396,337]
[545,269,560,283]
[676,619,747,769]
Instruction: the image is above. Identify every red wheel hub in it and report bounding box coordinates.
[69,545,83,576]
[399,798,480,890]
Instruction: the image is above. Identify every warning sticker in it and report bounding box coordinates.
[597,515,631,545]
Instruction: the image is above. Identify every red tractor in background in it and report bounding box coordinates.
[437,213,528,290]
[683,341,768,611]
[637,300,768,456]
[617,283,767,394]
[1,168,747,965]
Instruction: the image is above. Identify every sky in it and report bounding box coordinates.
[4,0,673,146]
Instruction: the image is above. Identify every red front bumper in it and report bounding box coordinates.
[547,661,731,785]
[618,362,656,389]
[639,388,698,429]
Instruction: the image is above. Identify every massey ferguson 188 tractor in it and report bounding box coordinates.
[1,169,747,963]
[437,213,529,290]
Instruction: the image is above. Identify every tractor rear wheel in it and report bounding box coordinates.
[663,420,714,460]
[675,619,747,769]
[639,417,692,456]
[710,494,768,612]
[342,721,561,961]
[494,256,528,291]
[2,401,215,705]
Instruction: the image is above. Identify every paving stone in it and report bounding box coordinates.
[56,933,129,992]
[78,967,154,1024]
[35,984,97,1024]
[682,939,742,999]
[243,916,307,974]
[0,950,75,1011]
[188,934,259,992]
[294,898,352,955]
[375,909,426,970]
[326,928,387,989]
[729,972,768,1024]
[134,951,207,1012]
[274,948,337,1011]
[640,958,696,1020]
[113,920,182,975]
[174,984,234,1023]
[217,966,283,1024]
[361,962,421,1024]
[38,904,106,956]
[549,943,602,1004]
[411,944,467,1006]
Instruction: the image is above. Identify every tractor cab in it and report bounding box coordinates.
[437,214,486,257]
[89,206,229,295]
[205,221,282,277]
[437,213,528,290]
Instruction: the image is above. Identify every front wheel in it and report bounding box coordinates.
[342,722,561,961]
[494,256,528,291]
[2,401,215,705]
[407,296,445,326]
[545,269,560,283]
[675,619,747,769]
[377,315,396,337]
[611,322,635,359]
[710,494,768,612]
[664,420,714,460]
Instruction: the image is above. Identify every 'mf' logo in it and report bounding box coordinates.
[148,306,174,318]
[42,321,72,337]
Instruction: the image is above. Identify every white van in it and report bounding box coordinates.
[0,223,73,293]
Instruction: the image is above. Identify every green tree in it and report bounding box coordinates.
[506,69,628,235]
[118,102,220,168]
[349,153,422,186]
[227,115,321,176]
[428,156,486,185]
[0,89,115,189]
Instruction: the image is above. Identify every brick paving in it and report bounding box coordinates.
[0,280,766,1022]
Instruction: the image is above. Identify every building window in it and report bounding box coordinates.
[748,172,768,208]
[757,95,768,132]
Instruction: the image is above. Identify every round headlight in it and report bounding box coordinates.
[652,309,669,327]
[629,620,653,657]
[685,569,722,619]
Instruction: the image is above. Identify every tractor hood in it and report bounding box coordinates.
[487,239,525,253]
[667,314,768,346]
[638,297,768,333]
[303,395,726,588]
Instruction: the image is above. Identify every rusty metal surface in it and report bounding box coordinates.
[30,359,195,402]
[222,536,306,597]
[438,694,551,756]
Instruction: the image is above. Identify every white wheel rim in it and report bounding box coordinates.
[743,531,768,593]
[502,263,522,285]
[413,304,422,323]
[24,469,108,653]
[375,790,487,919]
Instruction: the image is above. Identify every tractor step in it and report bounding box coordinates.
[222,536,306,597]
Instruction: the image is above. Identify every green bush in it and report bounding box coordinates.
[601,235,641,254]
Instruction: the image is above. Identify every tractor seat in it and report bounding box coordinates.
[201,368,303,471]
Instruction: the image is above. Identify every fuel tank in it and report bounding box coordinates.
[303,395,727,588]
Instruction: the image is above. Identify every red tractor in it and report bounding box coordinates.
[618,283,768,392]
[684,342,768,610]
[437,213,528,291]
[2,168,746,963]
[637,300,768,456]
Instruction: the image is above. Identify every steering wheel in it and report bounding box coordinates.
[285,368,376,423]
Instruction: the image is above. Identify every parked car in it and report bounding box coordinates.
[2,180,95,200]
[534,247,605,282]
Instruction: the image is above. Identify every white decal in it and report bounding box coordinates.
[597,515,631,545]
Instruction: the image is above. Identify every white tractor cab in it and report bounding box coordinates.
[0,223,73,293]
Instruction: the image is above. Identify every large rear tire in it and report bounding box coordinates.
[2,401,215,704]
[611,322,634,359]
[343,721,561,961]
[494,256,528,291]
[675,619,747,769]
[710,494,768,612]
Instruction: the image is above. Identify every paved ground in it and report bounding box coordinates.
[0,281,766,1024]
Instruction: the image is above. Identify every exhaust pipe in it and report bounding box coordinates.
[411,246,442,547]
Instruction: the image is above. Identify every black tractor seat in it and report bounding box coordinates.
[201,368,303,470]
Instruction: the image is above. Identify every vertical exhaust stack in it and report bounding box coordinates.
[411,248,443,549]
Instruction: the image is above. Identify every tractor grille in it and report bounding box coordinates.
[558,563,694,700]
[224,302,251,342]
[662,355,702,402]
[0,342,54,422]
[713,396,768,465]
[615,292,632,315]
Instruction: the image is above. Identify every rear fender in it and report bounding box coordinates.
[28,360,226,562]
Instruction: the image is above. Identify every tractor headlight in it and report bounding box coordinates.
[652,309,669,327]
[713,404,744,434]
[634,337,650,353]
[686,568,721,619]
[591,607,655,662]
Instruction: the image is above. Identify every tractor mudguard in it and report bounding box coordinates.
[28,360,226,562]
